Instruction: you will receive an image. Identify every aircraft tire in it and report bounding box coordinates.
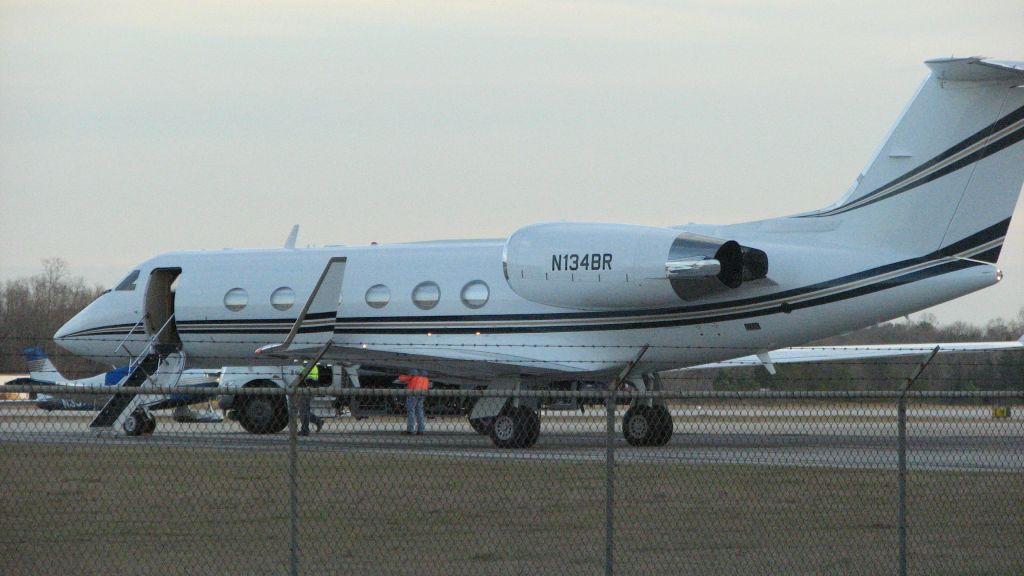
[123,412,145,437]
[236,393,289,434]
[469,416,493,435]
[648,405,673,446]
[524,408,541,448]
[489,406,540,449]
[623,405,653,447]
[142,412,157,435]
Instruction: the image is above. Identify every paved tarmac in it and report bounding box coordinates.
[3,403,1022,472]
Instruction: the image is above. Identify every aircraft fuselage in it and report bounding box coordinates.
[54,235,1000,380]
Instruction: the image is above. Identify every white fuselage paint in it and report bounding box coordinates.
[54,235,1000,381]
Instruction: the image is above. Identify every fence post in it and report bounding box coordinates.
[604,345,648,576]
[897,346,939,576]
[283,345,332,576]
[605,386,615,576]
[287,387,300,576]
[897,393,907,576]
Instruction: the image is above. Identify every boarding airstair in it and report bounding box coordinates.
[89,315,187,435]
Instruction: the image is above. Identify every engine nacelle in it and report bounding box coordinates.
[503,222,768,310]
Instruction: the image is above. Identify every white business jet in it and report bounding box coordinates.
[53,57,1024,447]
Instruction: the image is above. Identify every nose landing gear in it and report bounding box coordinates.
[123,410,157,436]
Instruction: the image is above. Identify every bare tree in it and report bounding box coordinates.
[0,259,107,378]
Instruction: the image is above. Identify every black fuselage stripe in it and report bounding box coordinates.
[334,218,1008,324]
[58,222,1003,340]
[328,261,981,334]
[176,311,335,326]
[935,218,1010,257]
[861,104,1024,201]
[68,258,982,338]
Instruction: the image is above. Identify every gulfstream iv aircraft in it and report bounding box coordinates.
[54,57,1024,447]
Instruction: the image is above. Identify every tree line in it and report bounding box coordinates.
[0,259,108,378]
[669,311,1024,391]
[1,260,1021,390]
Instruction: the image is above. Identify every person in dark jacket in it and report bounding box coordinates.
[299,364,324,436]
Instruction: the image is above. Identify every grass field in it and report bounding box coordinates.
[1,442,1022,575]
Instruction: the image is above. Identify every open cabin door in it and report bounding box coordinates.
[144,268,182,349]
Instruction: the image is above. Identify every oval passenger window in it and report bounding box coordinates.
[365,284,391,309]
[224,288,248,312]
[412,281,441,310]
[461,280,489,309]
[271,287,296,311]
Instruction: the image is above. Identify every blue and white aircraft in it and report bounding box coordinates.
[5,347,219,433]
[52,57,1024,447]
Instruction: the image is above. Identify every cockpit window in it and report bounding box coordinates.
[115,270,141,291]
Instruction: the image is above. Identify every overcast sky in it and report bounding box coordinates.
[1,1,1022,325]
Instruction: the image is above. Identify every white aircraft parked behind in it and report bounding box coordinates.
[54,57,1024,447]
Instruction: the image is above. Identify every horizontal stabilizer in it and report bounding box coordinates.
[926,57,1024,82]
[23,347,65,383]
[684,338,1024,371]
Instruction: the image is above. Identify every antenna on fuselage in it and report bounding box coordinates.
[284,225,299,249]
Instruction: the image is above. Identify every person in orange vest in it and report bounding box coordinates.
[398,369,429,435]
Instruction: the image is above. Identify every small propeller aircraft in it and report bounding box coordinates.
[3,347,220,434]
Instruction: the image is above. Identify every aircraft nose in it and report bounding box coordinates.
[53,306,96,354]
[54,288,113,345]
[54,313,85,350]
[54,318,74,341]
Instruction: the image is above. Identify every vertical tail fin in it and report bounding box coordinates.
[23,347,66,383]
[806,58,1024,259]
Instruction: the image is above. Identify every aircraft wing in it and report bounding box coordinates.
[683,336,1024,373]
[260,334,1023,383]
[259,342,594,383]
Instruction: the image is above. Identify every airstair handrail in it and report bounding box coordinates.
[114,315,146,361]
[128,313,176,375]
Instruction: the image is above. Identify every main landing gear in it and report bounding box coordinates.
[622,404,672,447]
[467,378,541,447]
[489,405,541,449]
[469,416,493,436]
[621,373,673,447]
[469,373,673,449]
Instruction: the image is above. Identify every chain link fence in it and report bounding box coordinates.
[1,384,1022,575]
